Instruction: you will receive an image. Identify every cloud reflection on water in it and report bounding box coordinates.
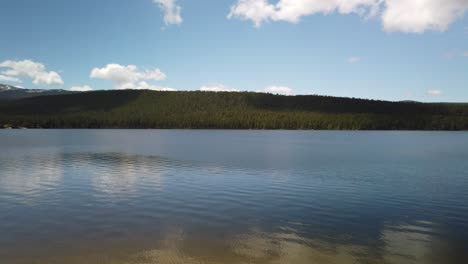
[130,220,456,264]
[0,149,467,264]
[0,153,64,203]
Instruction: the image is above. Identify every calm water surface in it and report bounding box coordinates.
[1,130,467,264]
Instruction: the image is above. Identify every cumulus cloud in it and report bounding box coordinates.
[154,0,183,25]
[228,0,277,27]
[0,59,64,85]
[228,0,468,33]
[199,84,240,92]
[383,0,468,33]
[70,85,93,92]
[90,64,167,90]
[348,56,361,63]
[32,71,64,86]
[228,0,380,27]
[427,89,443,96]
[262,85,294,95]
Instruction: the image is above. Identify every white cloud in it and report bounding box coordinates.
[90,64,167,90]
[199,84,240,92]
[464,51,468,57]
[0,59,64,85]
[228,0,468,33]
[348,56,361,63]
[427,89,443,96]
[228,0,380,27]
[228,0,277,27]
[33,71,64,86]
[134,81,176,91]
[0,74,21,83]
[262,85,294,95]
[382,0,468,33]
[70,85,93,92]
[154,0,183,25]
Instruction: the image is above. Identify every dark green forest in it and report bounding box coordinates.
[1,90,468,130]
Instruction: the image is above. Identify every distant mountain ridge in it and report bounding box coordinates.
[0,84,75,100]
[0,84,22,91]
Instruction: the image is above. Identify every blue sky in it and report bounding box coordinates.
[0,0,467,102]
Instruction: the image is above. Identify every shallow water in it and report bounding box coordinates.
[1,130,467,264]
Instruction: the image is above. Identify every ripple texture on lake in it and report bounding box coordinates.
[1,130,468,264]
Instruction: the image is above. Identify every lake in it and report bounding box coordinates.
[0,130,467,264]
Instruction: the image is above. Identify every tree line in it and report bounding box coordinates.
[1,90,467,130]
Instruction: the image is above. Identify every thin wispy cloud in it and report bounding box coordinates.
[154,0,183,25]
[348,57,361,63]
[0,74,21,83]
[442,50,468,59]
[427,89,443,96]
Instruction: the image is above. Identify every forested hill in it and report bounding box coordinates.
[1,90,467,130]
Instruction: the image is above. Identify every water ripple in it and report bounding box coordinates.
[1,130,468,263]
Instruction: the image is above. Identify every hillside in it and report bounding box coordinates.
[1,89,468,130]
[0,84,75,100]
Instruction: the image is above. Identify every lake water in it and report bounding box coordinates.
[0,130,467,264]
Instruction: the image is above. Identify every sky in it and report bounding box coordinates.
[0,0,467,102]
